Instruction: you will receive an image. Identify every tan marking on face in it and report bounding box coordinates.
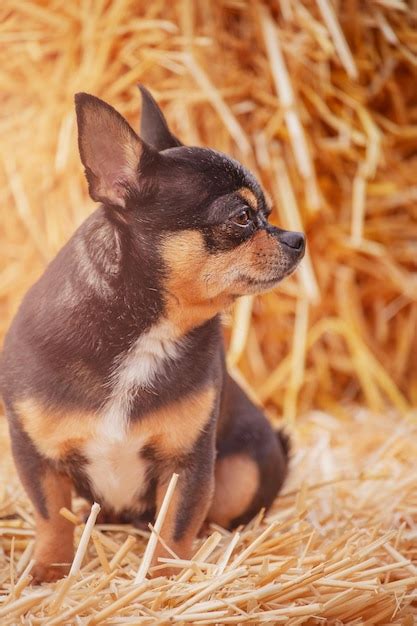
[162,231,233,332]
[15,398,97,460]
[208,453,260,528]
[162,229,283,329]
[134,385,216,457]
[32,470,74,583]
[238,187,258,211]
[246,229,281,264]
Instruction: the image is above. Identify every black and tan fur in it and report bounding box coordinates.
[0,86,305,583]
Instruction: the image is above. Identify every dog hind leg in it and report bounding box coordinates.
[208,376,289,529]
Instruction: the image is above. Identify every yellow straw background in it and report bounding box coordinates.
[1,1,417,622]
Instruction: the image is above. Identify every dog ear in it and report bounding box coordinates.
[138,85,182,152]
[75,93,155,207]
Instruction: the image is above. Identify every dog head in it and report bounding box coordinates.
[75,87,305,314]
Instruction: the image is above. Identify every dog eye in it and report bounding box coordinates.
[233,208,251,227]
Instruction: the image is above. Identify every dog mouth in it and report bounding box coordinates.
[240,275,281,288]
[236,257,302,292]
[231,273,284,297]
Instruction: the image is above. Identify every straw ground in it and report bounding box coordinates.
[1,0,417,623]
[1,408,417,623]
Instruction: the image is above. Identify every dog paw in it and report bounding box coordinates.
[31,562,69,585]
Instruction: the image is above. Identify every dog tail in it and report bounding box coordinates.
[276,428,291,460]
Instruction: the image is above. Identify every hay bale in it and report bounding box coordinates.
[1,0,416,417]
[1,1,417,622]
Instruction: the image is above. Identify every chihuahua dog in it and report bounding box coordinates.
[0,86,305,583]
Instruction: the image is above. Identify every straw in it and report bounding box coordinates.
[1,1,416,416]
[135,473,179,584]
[1,1,417,623]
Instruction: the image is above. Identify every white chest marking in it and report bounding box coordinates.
[84,320,181,509]
[84,433,148,512]
[101,319,181,441]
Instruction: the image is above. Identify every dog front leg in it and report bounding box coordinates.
[9,421,74,583]
[32,470,74,583]
[151,431,215,577]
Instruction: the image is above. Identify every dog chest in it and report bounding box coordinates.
[15,319,215,514]
[83,432,149,512]
[82,320,182,510]
[83,388,217,512]
[101,319,182,440]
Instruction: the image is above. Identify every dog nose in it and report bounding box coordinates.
[280,230,305,251]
